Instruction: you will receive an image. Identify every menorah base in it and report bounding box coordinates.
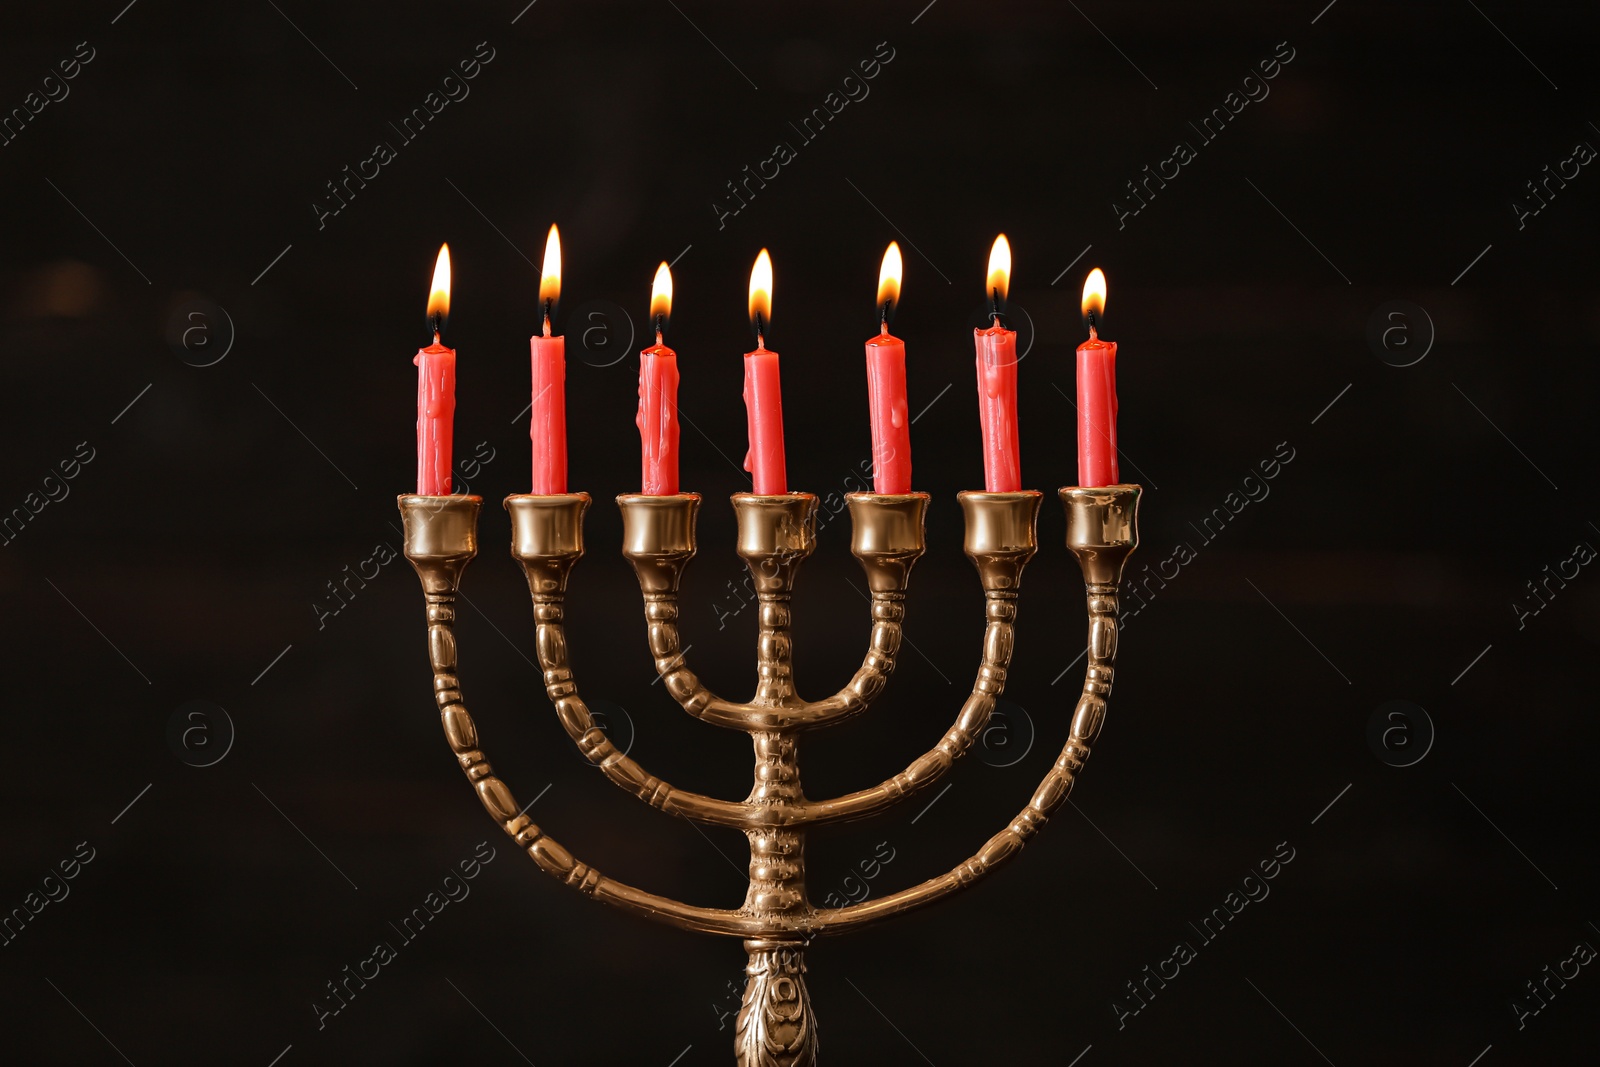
[737,940,816,1067]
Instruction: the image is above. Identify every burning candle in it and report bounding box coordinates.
[865,242,911,495]
[1076,268,1119,487]
[974,234,1021,492]
[530,224,567,495]
[638,262,681,495]
[743,249,787,495]
[415,243,455,495]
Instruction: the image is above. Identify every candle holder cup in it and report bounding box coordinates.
[398,481,1142,1065]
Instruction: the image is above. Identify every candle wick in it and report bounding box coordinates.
[430,312,442,345]
[990,286,1004,327]
[1087,309,1098,340]
[654,313,665,345]
[880,300,890,327]
[542,298,553,338]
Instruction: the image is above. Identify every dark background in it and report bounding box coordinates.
[3,1,1597,1064]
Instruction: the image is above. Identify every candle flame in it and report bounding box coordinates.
[539,224,561,311]
[748,247,773,341]
[1081,267,1107,322]
[650,261,673,331]
[986,234,1010,305]
[426,243,451,331]
[877,241,902,322]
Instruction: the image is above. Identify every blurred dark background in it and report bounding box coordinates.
[3,1,1598,1063]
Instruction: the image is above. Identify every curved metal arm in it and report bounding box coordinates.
[782,492,926,729]
[508,495,755,828]
[621,492,928,731]
[795,491,1040,825]
[796,591,1010,825]
[809,486,1139,934]
[619,493,744,727]
[401,493,759,938]
[782,586,905,725]
[642,586,748,727]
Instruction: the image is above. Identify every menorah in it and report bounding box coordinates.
[398,481,1140,1065]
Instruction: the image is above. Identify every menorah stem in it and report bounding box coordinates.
[746,732,807,914]
[736,493,815,713]
[755,591,798,705]
[736,938,817,1067]
[734,498,820,1065]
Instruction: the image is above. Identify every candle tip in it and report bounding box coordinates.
[748,249,773,341]
[877,242,902,322]
[426,244,451,338]
[989,286,1006,329]
[986,235,1011,305]
[1082,268,1107,328]
[650,262,673,331]
[539,225,562,309]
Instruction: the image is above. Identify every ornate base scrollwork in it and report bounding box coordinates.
[736,940,817,1067]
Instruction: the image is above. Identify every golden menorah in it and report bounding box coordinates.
[398,483,1140,1065]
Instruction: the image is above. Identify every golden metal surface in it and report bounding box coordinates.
[400,482,1142,1065]
[846,491,927,593]
[959,489,1043,592]
[733,492,816,598]
[398,494,480,595]
[506,493,589,598]
[1061,484,1140,587]
[619,492,701,595]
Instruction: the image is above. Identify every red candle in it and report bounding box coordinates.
[415,243,455,495]
[974,234,1021,492]
[638,261,680,495]
[743,248,786,495]
[866,242,911,495]
[530,224,567,495]
[1076,268,1119,487]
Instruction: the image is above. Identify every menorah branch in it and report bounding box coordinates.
[620,492,930,731]
[507,493,754,828]
[811,485,1140,933]
[796,490,1041,825]
[398,493,757,936]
